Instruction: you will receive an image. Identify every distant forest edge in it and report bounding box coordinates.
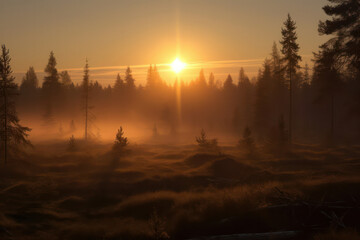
[1,0,360,158]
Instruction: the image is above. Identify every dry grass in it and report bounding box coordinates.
[0,142,359,239]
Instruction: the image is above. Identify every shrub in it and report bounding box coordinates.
[196,129,218,151]
[113,126,128,151]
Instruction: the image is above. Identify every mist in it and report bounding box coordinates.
[1,1,360,240]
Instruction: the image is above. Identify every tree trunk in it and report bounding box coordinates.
[289,68,292,145]
[3,81,7,164]
[330,93,334,145]
[85,87,88,141]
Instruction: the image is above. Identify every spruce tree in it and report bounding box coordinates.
[0,45,31,163]
[280,14,302,144]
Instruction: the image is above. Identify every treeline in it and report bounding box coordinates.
[2,0,360,156]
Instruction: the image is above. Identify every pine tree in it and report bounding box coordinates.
[223,74,235,91]
[60,70,72,87]
[82,59,90,141]
[0,45,31,163]
[196,129,218,150]
[43,51,61,93]
[114,73,124,91]
[125,66,136,89]
[280,14,302,144]
[113,126,128,151]
[319,0,360,73]
[20,66,38,92]
[42,51,60,125]
[196,129,208,148]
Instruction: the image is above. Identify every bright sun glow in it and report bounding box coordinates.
[171,58,186,74]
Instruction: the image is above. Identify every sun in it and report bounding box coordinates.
[171,58,186,74]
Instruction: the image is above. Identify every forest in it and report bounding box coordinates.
[1,0,360,239]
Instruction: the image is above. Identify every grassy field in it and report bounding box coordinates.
[0,141,360,239]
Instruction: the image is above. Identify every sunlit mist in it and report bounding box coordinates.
[1,1,360,239]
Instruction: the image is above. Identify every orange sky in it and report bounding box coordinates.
[1,0,329,86]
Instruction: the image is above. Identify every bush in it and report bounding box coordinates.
[196,129,218,151]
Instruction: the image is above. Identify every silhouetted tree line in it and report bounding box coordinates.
[1,0,359,156]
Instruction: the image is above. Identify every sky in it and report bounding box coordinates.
[0,0,330,86]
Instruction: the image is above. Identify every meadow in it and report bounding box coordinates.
[1,139,360,240]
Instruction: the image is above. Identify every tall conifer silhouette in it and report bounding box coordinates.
[280,14,302,144]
